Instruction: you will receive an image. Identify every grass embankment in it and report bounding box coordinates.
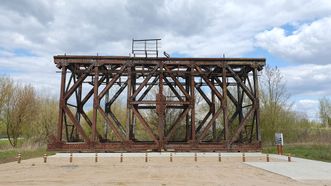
[1,139,331,163]
[0,139,54,164]
[0,148,54,164]
[263,143,331,162]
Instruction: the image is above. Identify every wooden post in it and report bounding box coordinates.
[242,153,245,162]
[266,154,269,162]
[43,154,47,163]
[17,153,21,164]
[218,153,221,162]
[95,153,98,163]
[120,153,123,162]
[194,153,197,162]
[70,153,73,163]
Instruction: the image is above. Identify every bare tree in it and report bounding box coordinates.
[28,97,58,145]
[319,97,331,128]
[0,77,14,138]
[4,84,37,147]
[259,65,292,144]
[260,65,290,109]
[0,77,13,115]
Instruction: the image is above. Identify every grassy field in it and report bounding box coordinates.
[0,138,24,149]
[263,143,331,162]
[0,139,54,164]
[0,148,53,164]
[1,139,331,164]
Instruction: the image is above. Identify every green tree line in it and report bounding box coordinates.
[1,65,330,148]
[260,66,331,145]
[0,77,57,147]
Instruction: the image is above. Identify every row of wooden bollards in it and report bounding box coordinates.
[16,152,293,163]
[16,153,48,164]
[241,153,292,162]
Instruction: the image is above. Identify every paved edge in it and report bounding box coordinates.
[245,155,331,181]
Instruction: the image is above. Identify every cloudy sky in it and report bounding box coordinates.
[0,0,330,120]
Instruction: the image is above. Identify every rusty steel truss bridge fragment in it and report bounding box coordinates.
[48,39,266,152]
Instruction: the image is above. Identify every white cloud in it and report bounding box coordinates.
[1,0,331,57]
[1,0,331,119]
[293,99,319,120]
[255,16,331,64]
[280,64,331,97]
[280,64,331,120]
[0,56,59,96]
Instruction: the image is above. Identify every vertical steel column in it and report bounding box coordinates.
[211,79,216,141]
[57,64,67,141]
[104,76,109,139]
[158,62,165,149]
[185,75,190,140]
[190,65,196,141]
[253,67,261,141]
[74,77,82,140]
[126,63,132,140]
[237,79,243,142]
[131,65,136,140]
[222,64,229,143]
[92,63,98,143]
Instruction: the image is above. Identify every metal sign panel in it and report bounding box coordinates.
[275,132,284,145]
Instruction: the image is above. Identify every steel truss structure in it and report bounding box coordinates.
[48,55,265,152]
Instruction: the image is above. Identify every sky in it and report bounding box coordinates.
[0,0,331,121]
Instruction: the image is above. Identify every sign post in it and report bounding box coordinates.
[275,133,284,155]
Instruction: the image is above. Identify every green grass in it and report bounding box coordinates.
[263,144,331,162]
[0,148,54,164]
[0,138,24,149]
[0,139,54,164]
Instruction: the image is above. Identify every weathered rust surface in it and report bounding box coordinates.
[48,55,265,152]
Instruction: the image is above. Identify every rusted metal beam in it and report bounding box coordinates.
[132,106,159,145]
[57,65,67,141]
[195,65,223,101]
[164,65,191,99]
[227,66,255,101]
[63,105,90,143]
[196,110,212,133]
[164,77,184,102]
[54,55,265,66]
[97,105,126,142]
[131,65,159,99]
[253,67,261,141]
[64,64,94,100]
[98,64,127,100]
[49,54,265,152]
[80,110,103,141]
[92,65,99,143]
[230,107,255,144]
[137,75,159,101]
[165,108,190,141]
[222,65,229,143]
[198,106,223,142]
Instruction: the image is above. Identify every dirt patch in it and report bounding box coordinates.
[0,156,329,186]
